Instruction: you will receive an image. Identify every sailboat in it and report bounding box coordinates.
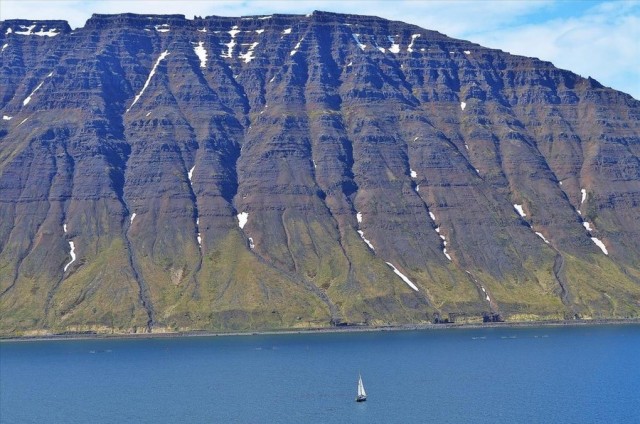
[356,374,367,402]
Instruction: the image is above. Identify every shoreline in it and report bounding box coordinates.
[2,318,639,343]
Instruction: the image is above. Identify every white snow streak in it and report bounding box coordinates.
[535,232,550,244]
[385,262,419,291]
[1,44,8,52]
[290,39,303,56]
[358,230,375,250]
[63,241,76,272]
[460,101,466,111]
[2,115,12,120]
[237,212,249,229]
[188,166,195,182]
[126,50,169,113]
[23,80,45,106]
[197,232,202,247]
[194,41,208,68]
[410,169,417,178]
[464,50,471,55]
[387,36,400,53]
[239,42,259,63]
[407,34,420,52]
[352,34,366,51]
[6,28,13,34]
[429,212,436,221]
[248,237,255,249]
[282,28,292,34]
[513,204,526,218]
[581,188,587,204]
[416,184,420,192]
[63,224,67,233]
[155,24,170,33]
[356,212,363,223]
[255,29,265,34]
[591,237,608,255]
[221,26,240,58]
[130,213,136,223]
[198,28,207,33]
[583,221,593,232]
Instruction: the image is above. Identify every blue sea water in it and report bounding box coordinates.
[1,325,639,423]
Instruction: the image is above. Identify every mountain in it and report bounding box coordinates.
[1,11,639,336]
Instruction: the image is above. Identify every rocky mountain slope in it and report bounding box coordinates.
[1,11,639,335]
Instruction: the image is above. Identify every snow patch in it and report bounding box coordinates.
[23,80,45,106]
[63,224,67,233]
[1,44,8,52]
[6,28,13,34]
[282,28,292,34]
[239,42,259,63]
[583,221,593,232]
[198,28,207,33]
[410,169,417,178]
[465,143,469,150]
[63,241,76,272]
[255,29,265,34]
[429,212,436,221]
[591,237,608,255]
[130,213,136,223]
[237,212,249,229]
[415,184,420,192]
[356,212,363,223]
[385,262,419,291]
[248,237,255,249]
[188,166,195,182]
[443,248,452,261]
[2,115,12,120]
[221,26,240,58]
[194,41,208,68]
[464,50,471,55]
[357,230,375,250]
[259,16,272,20]
[460,101,466,111]
[352,34,366,51]
[17,118,28,127]
[407,34,420,52]
[155,24,170,33]
[126,50,169,113]
[577,209,582,215]
[197,233,202,247]
[290,39,303,56]
[146,112,151,117]
[16,24,60,37]
[581,188,587,204]
[535,232,549,244]
[513,204,526,218]
[387,36,400,53]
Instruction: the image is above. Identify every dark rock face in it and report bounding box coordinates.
[1,11,639,335]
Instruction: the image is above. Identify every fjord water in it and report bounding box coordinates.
[2,326,639,423]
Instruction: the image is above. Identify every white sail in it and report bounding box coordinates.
[358,375,367,397]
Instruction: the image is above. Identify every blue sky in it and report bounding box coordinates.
[2,0,639,99]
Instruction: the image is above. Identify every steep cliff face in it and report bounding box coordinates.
[1,11,639,335]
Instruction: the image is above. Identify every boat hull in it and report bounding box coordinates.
[356,396,367,402]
